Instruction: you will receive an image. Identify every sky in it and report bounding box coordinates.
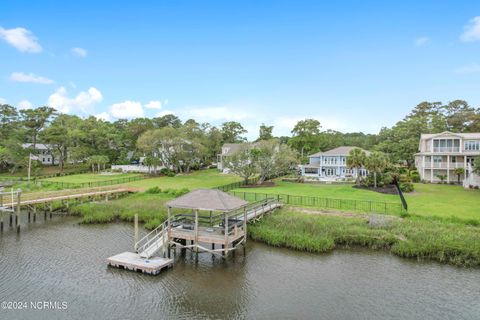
[1,0,480,140]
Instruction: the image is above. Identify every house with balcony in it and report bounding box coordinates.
[414,131,480,183]
[300,146,370,181]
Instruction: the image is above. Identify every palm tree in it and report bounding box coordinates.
[365,151,389,188]
[347,148,367,186]
[453,167,465,184]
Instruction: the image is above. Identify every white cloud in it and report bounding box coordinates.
[10,72,54,84]
[415,36,430,46]
[0,98,6,104]
[145,100,162,109]
[454,63,480,74]
[110,100,144,119]
[17,100,33,109]
[48,86,103,113]
[156,110,174,117]
[460,16,480,42]
[183,106,252,121]
[0,26,42,53]
[71,47,87,57]
[95,112,112,122]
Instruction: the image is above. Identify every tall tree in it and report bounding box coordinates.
[347,148,367,186]
[221,121,247,143]
[365,151,389,188]
[288,119,321,160]
[20,106,56,149]
[257,123,274,141]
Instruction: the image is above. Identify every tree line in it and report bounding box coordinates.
[0,98,479,174]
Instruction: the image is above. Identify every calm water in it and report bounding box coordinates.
[0,213,479,320]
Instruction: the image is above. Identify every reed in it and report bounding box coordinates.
[249,209,480,267]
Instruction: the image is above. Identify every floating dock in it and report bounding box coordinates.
[107,252,173,275]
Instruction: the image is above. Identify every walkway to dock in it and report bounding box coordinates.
[0,186,136,232]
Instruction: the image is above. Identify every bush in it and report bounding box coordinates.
[145,186,162,194]
[409,170,420,183]
[398,174,414,192]
[160,168,176,177]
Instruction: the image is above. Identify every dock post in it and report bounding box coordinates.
[243,206,247,246]
[16,189,21,233]
[33,206,36,222]
[194,209,199,253]
[224,211,229,257]
[9,214,12,227]
[134,214,138,252]
[28,211,31,222]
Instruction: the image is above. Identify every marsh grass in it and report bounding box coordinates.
[249,209,480,267]
[70,192,173,227]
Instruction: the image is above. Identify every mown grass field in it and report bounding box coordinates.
[232,181,480,223]
[122,169,241,191]
[42,172,142,183]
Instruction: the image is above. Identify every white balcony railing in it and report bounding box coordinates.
[423,162,465,169]
[432,147,460,153]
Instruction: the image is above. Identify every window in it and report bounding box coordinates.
[465,141,480,151]
[433,156,442,163]
[304,167,319,174]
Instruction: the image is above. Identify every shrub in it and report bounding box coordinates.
[145,186,162,194]
[160,168,176,177]
[398,174,414,192]
[409,170,420,183]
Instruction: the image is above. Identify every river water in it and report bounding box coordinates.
[0,213,479,320]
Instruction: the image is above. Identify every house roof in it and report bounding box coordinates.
[166,189,248,211]
[22,143,52,150]
[420,131,480,140]
[309,146,371,157]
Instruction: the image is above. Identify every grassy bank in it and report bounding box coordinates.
[70,191,175,229]
[249,209,480,267]
[232,181,480,223]
[124,169,241,191]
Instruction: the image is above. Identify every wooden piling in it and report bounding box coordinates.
[134,214,138,251]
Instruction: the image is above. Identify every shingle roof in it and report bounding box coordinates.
[309,146,371,157]
[166,189,248,211]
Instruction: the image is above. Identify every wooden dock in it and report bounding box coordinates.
[108,193,282,276]
[107,252,173,275]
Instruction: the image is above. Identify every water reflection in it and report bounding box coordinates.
[0,213,479,320]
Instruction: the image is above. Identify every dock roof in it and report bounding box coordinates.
[166,189,248,211]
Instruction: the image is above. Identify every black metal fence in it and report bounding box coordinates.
[215,177,259,192]
[226,190,405,215]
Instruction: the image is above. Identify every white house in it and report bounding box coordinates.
[300,146,369,180]
[22,143,58,165]
[217,143,243,173]
[414,131,480,183]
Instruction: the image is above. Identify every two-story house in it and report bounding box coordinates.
[300,146,370,180]
[414,131,480,183]
[22,143,59,165]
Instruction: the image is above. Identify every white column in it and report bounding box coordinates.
[447,155,450,183]
[422,156,425,180]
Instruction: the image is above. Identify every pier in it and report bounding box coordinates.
[107,189,282,275]
[0,186,135,232]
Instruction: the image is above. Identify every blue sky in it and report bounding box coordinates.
[1,0,480,139]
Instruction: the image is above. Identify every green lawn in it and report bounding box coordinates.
[232,181,480,223]
[42,173,142,183]
[123,169,241,191]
